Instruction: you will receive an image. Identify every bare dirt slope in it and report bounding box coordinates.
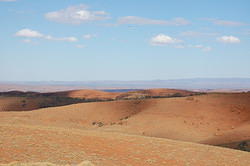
[0,97,42,112]
[1,92,250,165]
[0,124,250,166]
[0,96,83,112]
[1,93,250,146]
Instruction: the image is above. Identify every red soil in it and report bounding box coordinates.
[1,91,250,165]
[1,93,250,145]
[0,124,250,166]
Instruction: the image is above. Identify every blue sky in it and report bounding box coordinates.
[0,0,250,81]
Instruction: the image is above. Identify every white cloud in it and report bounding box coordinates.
[83,34,96,39]
[15,29,78,42]
[118,16,190,26]
[44,35,78,42]
[205,18,246,26]
[150,34,211,51]
[45,4,110,24]
[62,37,78,42]
[217,36,240,43]
[15,29,43,38]
[151,34,182,45]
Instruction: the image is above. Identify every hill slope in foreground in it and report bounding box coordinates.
[0,124,250,166]
[0,89,250,165]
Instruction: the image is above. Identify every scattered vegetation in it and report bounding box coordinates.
[120,116,129,121]
[219,140,250,152]
[92,121,104,127]
[0,90,206,111]
[37,96,86,108]
[21,99,26,107]
[238,141,249,151]
[186,96,194,101]
[0,161,95,166]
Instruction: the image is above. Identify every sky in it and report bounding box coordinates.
[0,0,250,81]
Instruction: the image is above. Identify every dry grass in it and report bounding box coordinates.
[0,124,250,166]
[0,161,95,166]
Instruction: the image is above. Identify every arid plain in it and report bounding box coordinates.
[0,88,250,166]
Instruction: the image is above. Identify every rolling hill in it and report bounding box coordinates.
[0,88,199,111]
[0,124,250,166]
[1,92,250,147]
[1,89,250,165]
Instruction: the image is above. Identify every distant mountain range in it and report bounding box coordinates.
[0,78,250,92]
